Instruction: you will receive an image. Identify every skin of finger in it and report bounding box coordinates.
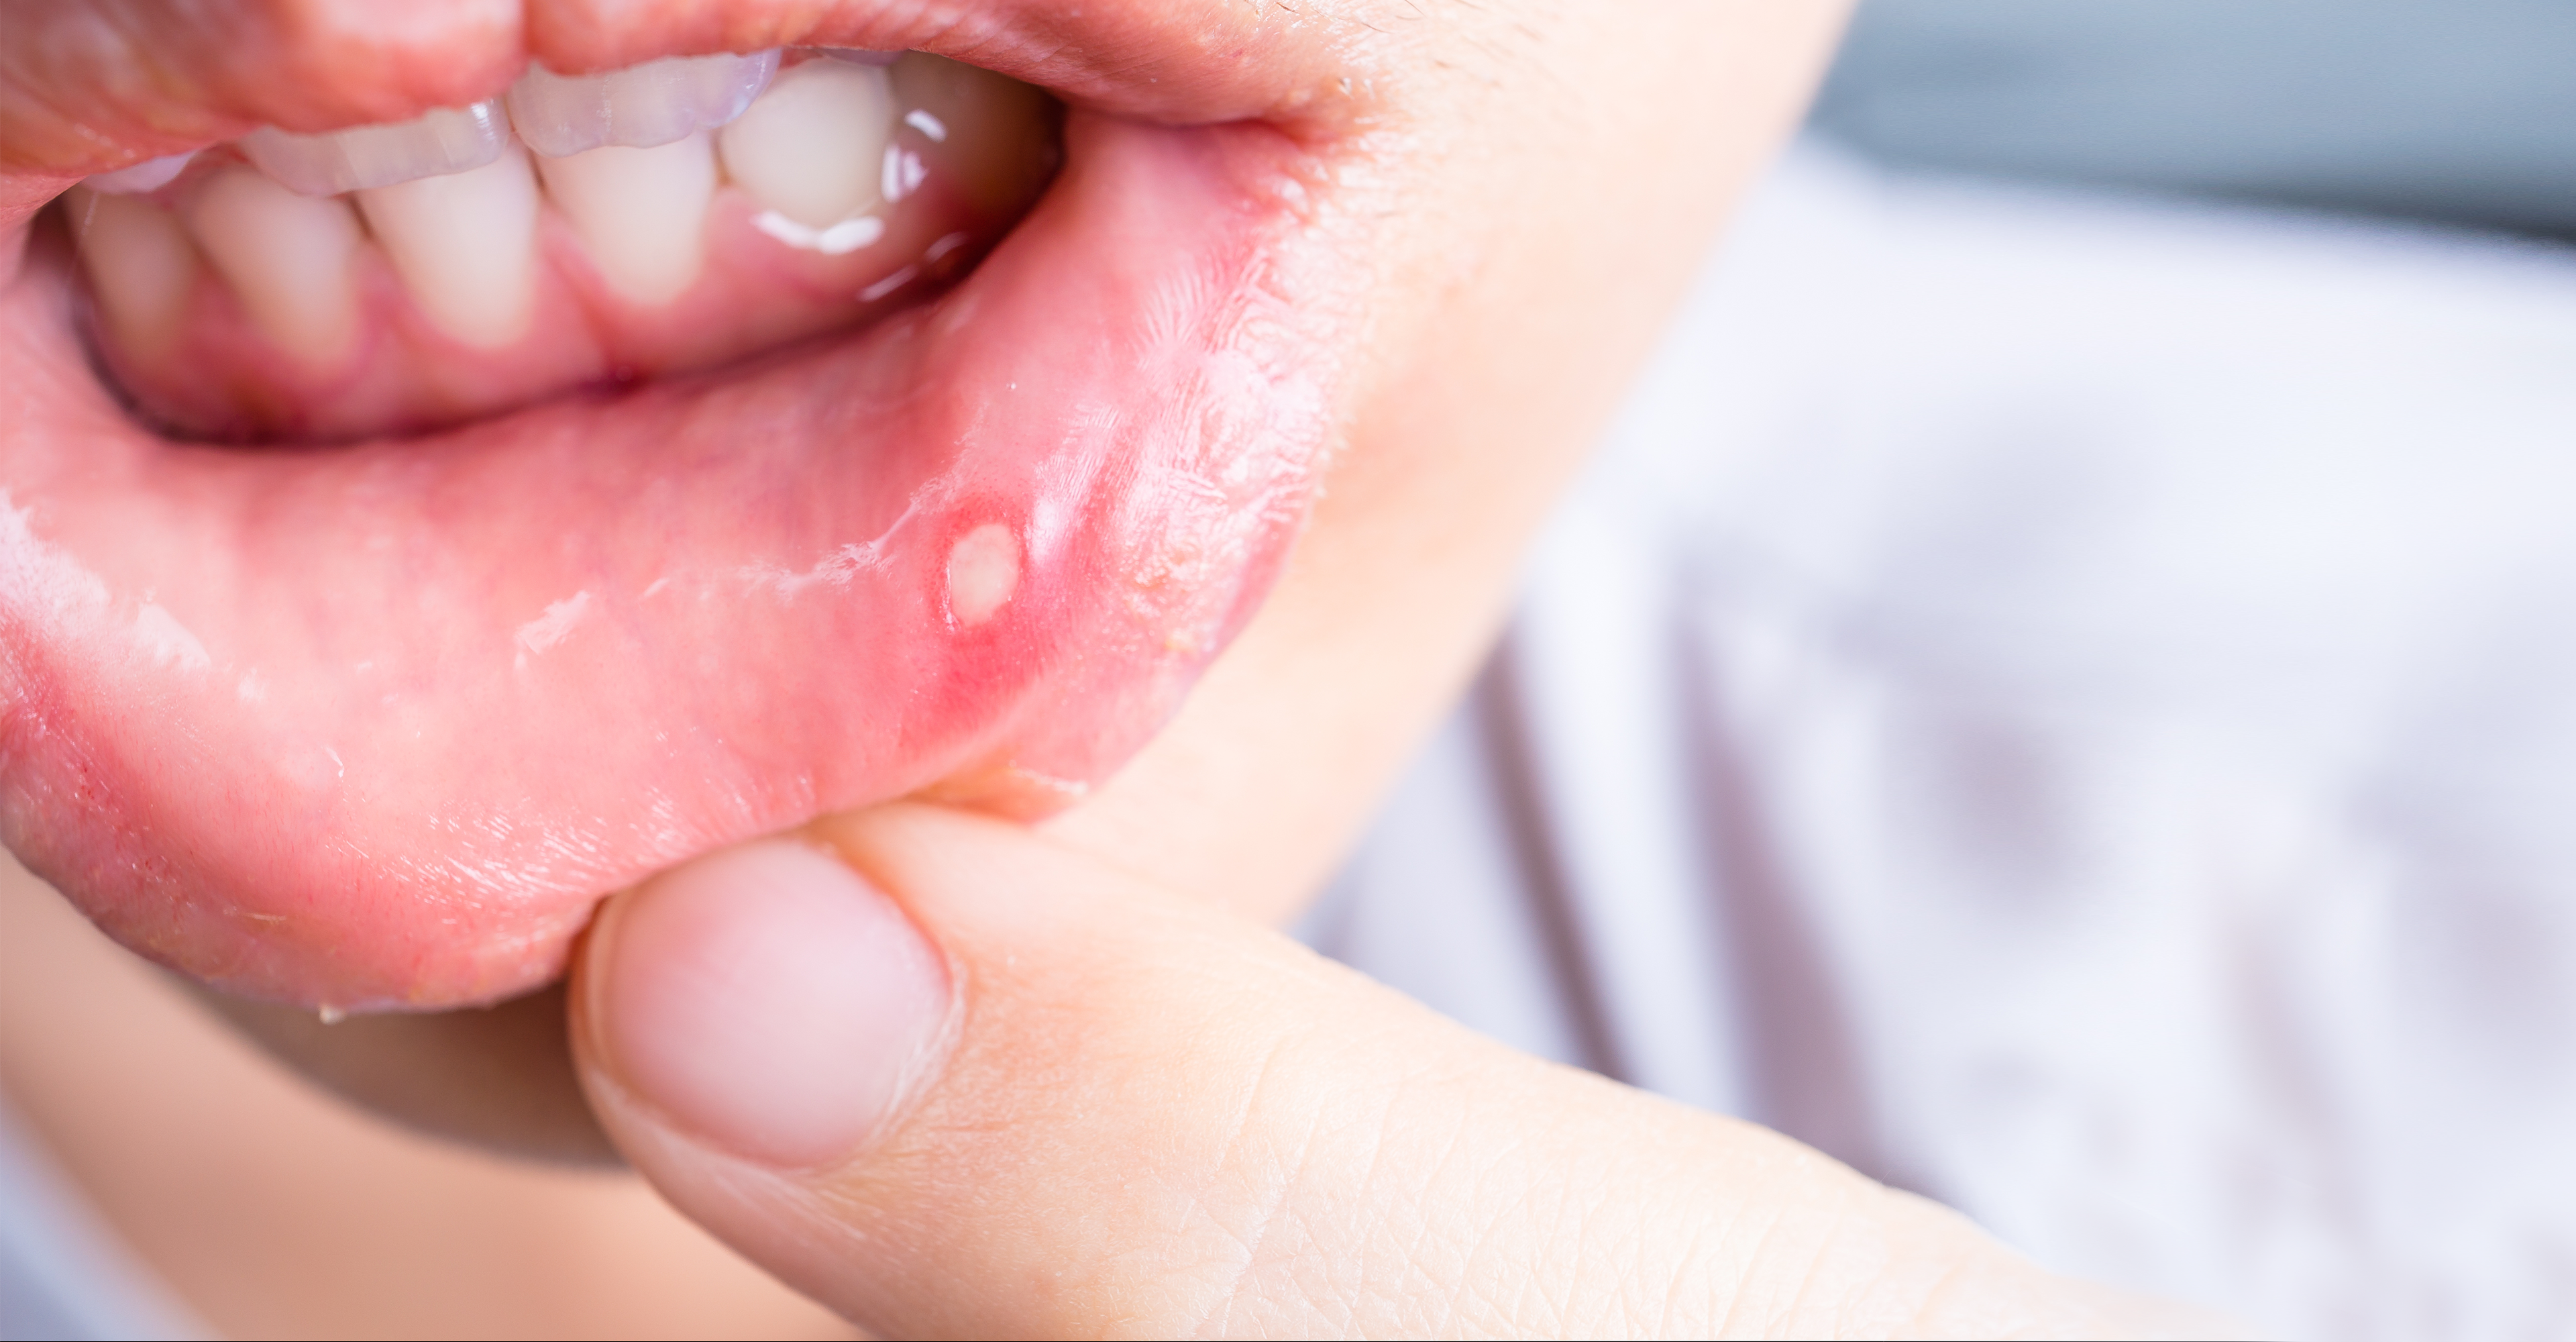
[150,0,1847,1155]
[576,803,2171,1341]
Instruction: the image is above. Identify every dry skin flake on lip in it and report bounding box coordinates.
[15,44,1344,1010]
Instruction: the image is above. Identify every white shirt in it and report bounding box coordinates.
[1309,142,2576,1341]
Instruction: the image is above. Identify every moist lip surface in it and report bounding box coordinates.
[0,18,1354,1010]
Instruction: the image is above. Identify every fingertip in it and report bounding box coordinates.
[576,839,956,1170]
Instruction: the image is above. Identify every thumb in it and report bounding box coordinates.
[570,803,2215,1339]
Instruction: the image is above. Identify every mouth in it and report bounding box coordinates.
[0,6,1364,1010]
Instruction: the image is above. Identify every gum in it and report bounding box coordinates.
[66,56,1059,442]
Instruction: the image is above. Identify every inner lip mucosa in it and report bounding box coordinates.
[1,48,1342,1011]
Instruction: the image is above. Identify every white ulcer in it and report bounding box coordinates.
[67,191,197,358]
[356,146,541,348]
[507,50,780,158]
[535,134,718,305]
[241,101,508,197]
[186,167,363,367]
[717,59,895,229]
[946,523,1022,628]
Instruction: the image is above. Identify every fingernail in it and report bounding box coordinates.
[588,839,952,1168]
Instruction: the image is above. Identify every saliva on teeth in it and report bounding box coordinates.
[55,50,1055,435]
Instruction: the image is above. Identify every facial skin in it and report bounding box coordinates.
[0,1,2241,1335]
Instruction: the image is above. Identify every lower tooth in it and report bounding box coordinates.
[533,134,716,307]
[716,60,894,229]
[186,167,363,368]
[356,147,541,348]
[67,189,199,358]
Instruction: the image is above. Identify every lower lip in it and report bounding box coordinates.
[0,113,1339,1010]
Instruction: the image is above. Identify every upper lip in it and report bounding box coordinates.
[0,1,1383,183]
[0,5,1383,1010]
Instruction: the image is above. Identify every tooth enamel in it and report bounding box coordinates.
[238,101,508,197]
[506,50,780,158]
[356,146,541,347]
[185,166,362,366]
[535,134,717,305]
[66,190,197,357]
[716,60,894,229]
[85,151,195,195]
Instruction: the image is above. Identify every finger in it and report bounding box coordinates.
[570,803,2177,1339]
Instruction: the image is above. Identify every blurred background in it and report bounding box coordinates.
[1318,5,2576,1340]
[1812,0,2576,237]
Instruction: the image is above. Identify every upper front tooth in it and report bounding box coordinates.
[85,151,196,195]
[716,60,895,229]
[356,146,541,348]
[508,50,780,158]
[238,101,508,197]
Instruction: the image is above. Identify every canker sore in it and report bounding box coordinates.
[1,47,1346,1010]
[947,523,1022,627]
